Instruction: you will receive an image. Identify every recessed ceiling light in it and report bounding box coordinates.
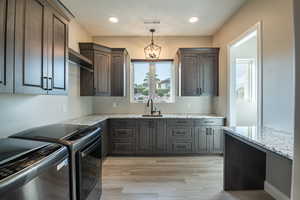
[189,17,199,23]
[109,17,119,23]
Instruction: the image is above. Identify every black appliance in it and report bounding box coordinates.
[0,138,70,200]
[11,124,102,200]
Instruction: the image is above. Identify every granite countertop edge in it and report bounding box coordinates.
[65,114,225,127]
[223,127,293,160]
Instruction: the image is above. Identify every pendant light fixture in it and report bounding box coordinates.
[144,29,161,59]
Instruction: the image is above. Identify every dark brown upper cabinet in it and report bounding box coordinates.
[176,48,219,96]
[46,7,69,95]
[0,0,69,95]
[79,43,112,96]
[0,0,15,93]
[111,48,129,96]
[79,43,130,97]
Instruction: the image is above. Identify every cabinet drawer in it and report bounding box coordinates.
[167,119,193,127]
[170,141,193,153]
[168,128,192,139]
[111,142,135,154]
[112,128,135,139]
[194,118,224,126]
[110,119,136,128]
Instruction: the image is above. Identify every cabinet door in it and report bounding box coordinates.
[196,127,209,153]
[94,51,111,96]
[15,0,48,94]
[111,51,125,96]
[154,119,167,153]
[200,54,218,96]
[0,0,14,93]
[47,9,68,95]
[99,121,108,160]
[136,120,154,154]
[210,127,224,153]
[181,54,200,96]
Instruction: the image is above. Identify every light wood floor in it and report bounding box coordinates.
[101,156,274,200]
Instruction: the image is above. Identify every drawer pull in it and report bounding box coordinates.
[173,131,186,135]
[203,121,214,123]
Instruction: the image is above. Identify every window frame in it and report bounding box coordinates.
[130,59,175,104]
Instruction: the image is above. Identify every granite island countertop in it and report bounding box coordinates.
[65,114,225,127]
[223,127,294,160]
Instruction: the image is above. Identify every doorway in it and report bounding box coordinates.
[228,23,262,127]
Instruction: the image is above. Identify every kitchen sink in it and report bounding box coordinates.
[142,114,163,117]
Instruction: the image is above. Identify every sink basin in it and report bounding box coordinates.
[142,114,163,118]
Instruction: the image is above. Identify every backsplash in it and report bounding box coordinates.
[93,96,216,114]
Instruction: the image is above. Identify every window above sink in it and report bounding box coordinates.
[130,60,175,103]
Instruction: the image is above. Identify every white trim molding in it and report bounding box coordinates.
[226,21,263,127]
[265,181,290,200]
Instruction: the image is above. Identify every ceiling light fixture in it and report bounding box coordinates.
[189,17,199,23]
[109,17,119,23]
[144,29,162,60]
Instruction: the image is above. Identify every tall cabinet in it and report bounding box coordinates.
[0,0,69,95]
[177,48,219,96]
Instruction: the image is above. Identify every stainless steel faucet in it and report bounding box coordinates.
[146,98,161,116]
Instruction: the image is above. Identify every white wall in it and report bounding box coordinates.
[92,36,216,114]
[0,20,93,138]
[292,0,300,198]
[213,0,294,133]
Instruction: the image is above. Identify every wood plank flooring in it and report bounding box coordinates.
[101,156,274,200]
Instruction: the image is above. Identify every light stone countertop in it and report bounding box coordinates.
[65,114,225,127]
[223,127,294,160]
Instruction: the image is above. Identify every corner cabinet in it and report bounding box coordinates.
[0,0,69,95]
[79,43,111,96]
[177,48,219,96]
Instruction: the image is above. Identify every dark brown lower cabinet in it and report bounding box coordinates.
[154,119,168,153]
[108,119,224,156]
[99,121,108,161]
[136,120,155,154]
[109,119,137,155]
[167,126,195,154]
[195,126,224,154]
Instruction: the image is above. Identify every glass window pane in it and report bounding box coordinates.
[132,61,173,103]
[133,62,150,103]
[154,61,172,103]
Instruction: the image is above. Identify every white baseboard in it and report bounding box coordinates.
[264,181,290,200]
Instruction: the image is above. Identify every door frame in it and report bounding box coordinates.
[226,22,263,127]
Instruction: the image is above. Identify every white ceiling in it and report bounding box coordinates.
[61,0,247,36]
